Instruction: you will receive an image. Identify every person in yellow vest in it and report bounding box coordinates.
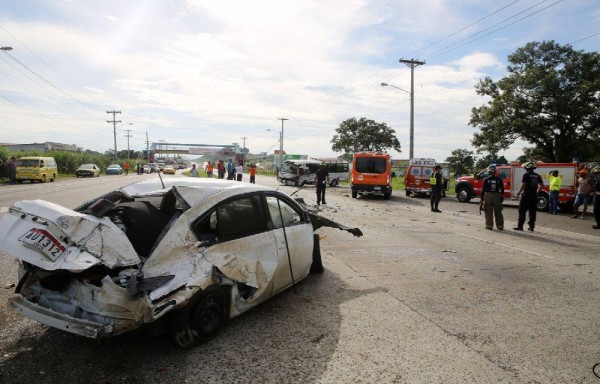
[430,165,443,213]
[548,170,561,214]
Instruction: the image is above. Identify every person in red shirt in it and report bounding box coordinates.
[249,163,256,184]
[124,162,130,175]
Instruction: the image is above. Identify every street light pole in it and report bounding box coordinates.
[399,59,425,160]
[277,118,288,174]
[124,123,133,160]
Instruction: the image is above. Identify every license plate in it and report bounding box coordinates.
[18,228,66,261]
[374,186,381,190]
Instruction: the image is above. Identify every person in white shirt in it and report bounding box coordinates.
[235,162,244,181]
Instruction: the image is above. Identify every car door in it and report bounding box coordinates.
[265,193,314,294]
[192,193,279,307]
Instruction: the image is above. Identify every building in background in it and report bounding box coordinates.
[0,142,78,152]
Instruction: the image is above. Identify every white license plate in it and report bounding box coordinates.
[374,186,381,190]
[18,228,65,261]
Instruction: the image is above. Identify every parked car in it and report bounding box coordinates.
[106,164,123,175]
[142,164,151,174]
[163,165,176,175]
[75,164,101,178]
[0,178,361,347]
[16,157,58,183]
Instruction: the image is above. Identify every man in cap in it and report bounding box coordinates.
[315,163,329,205]
[513,161,543,231]
[480,165,504,230]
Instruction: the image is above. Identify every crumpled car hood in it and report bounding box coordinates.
[0,200,141,272]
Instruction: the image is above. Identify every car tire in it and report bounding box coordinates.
[351,190,357,198]
[171,285,227,348]
[384,192,391,200]
[456,185,472,203]
[41,175,46,183]
[330,179,338,187]
[50,174,55,182]
[310,234,324,274]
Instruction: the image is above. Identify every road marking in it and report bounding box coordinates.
[455,232,554,259]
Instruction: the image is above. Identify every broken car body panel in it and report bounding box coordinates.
[0,178,362,342]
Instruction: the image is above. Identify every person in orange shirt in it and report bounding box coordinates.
[205,161,214,178]
[124,162,130,175]
[249,163,256,184]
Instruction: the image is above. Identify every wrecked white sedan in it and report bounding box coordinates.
[0,178,361,347]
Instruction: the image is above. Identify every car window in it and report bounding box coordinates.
[266,195,302,229]
[193,194,267,243]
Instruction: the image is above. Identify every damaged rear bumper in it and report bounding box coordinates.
[9,296,113,339]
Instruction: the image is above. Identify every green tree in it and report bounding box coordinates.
[474,152,509,171]
[331,117,401,160]
[470,41,600,162]
[445,148,476,177]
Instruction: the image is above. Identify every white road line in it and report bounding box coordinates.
[455,232,554,259]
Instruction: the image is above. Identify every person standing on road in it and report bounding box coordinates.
[315,164,329,205]
[592,166,600,229]
[123,162,130,175]
[205,161,214,178]
[548,170,561,215]
[513,162,544,232]
[217,160,225,179]
[430,165,443,213]
[480,165,504,230]
[8,156,17,185]
[226,159,234,180]
[235,161,243,181]
[190,164,199,177]
[249,163,256,184]
[572,169,592,219]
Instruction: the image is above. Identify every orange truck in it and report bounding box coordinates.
[350,152,392,199]
[454,162,579,211]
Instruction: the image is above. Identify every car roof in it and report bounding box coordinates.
[120,177,276,207]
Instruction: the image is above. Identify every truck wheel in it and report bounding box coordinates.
[310,234,324,274]
[456,185,471,203]
[384,192,391,200]
[536,193,549,211]
[171,285,227,348]
[351,190,357,198]
[405,190,411,196]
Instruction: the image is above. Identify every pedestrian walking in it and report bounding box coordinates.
[315,163,329,205]
[572,169,592,219]
[217,160,225,179]
[430,165,443,212]
[205,161,214,178]
[249,163,256,184]
[8,156,17,185]
[513,162,544,231]
[592,166,600,229]
[190,164,199,177]
[235,161,243,181]
[480,165,504,230]
[226,159,234,180]
[548,170,561,214]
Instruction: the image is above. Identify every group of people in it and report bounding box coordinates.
[0,156,18,184]
[190,159,257,184]
[477,162,600,232]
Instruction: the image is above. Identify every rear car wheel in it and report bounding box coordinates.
[330,179,338,187]
[405,190,411,196]
[41,174,46,183]
[310,234,324,274]
[171,285,227,348]
[50,174,55,182]
[351,190,357,198]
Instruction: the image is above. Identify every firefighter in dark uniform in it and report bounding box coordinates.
[430,165,443,213]
[513,162,544,232]
[315,164,329,206]
[480,165,505,230]
[592,166,600,230]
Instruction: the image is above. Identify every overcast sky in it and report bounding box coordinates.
[0,0,598,161]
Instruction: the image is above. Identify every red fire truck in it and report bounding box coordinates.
[454,162,578,211]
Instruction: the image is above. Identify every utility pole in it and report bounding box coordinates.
[106,110,121,161]
[277,118,288,173]
[124,123,133,160]
[240,136,247,165]
[145,132,150,162]
[399,58,425,160]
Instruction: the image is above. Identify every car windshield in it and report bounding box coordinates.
[17,159,39,167]
[80,164,94,169]
[108,165,120,169]
[355,157,387,173]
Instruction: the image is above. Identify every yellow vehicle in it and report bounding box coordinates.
[16,157,58,183]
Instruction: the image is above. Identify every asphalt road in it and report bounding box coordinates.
[0,173,599,383]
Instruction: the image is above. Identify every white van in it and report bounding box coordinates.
[278,160,321,186]
[322,161,349,187]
